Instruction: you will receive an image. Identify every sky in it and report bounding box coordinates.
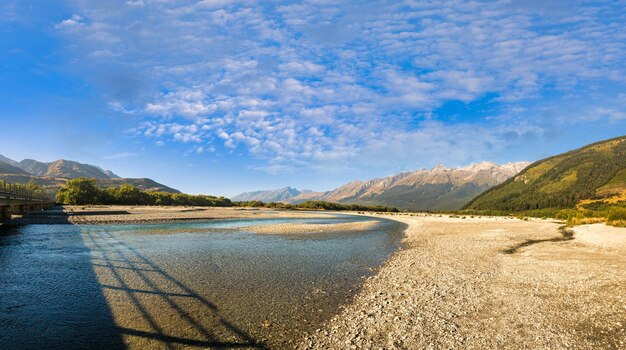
[1,0,625,196]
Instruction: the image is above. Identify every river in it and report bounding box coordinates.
[0,214,404,349]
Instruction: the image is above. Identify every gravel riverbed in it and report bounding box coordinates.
[299,215,626,349]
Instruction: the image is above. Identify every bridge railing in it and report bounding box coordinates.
[0,180,49,201]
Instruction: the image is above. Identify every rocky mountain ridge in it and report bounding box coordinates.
[234,161,530,211]
[0,154,178,195]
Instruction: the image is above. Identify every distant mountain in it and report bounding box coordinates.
[233,161,530,211]
[290,189,326,202]
[97,178,176,192]
[0,161,29,175]
[464,135,626,211]
[0,154,20,167]
[0,154,178,195]
[16,159,50,176]
[232,187,302,202]
[102,169,121,179]
[18,159,112,179]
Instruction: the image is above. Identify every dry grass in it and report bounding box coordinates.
[567,217,606,226]
[607,219,626,227]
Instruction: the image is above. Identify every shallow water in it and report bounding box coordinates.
[0,214,404,349]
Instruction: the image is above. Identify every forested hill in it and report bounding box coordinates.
[464,135,626,211]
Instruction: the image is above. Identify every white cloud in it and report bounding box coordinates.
[140,122,206,143]
[55,15,84,30]
[103,152,139,160]
[145,90,217,120]
[279,61,325,75]
[195,0,234,10]
[88,49,118,59]
[55,0,626,174]
[566,107,626,123]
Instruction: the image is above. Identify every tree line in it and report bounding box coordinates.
[55,177,233,207]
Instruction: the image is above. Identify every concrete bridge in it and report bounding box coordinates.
[0,181,54,220]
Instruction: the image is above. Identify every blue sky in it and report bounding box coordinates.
[1,0,625,196]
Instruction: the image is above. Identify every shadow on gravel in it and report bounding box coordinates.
[502,226,574,255]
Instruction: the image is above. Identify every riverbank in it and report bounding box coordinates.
[300,214,626,349]
[9,205,337,225]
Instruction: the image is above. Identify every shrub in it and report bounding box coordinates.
[607,207,626,222]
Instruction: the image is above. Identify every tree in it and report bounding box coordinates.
[56,177,101,205]
[25,179,48,199]
[107,184,147,205]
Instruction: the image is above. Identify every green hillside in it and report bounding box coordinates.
[464,135,626,214]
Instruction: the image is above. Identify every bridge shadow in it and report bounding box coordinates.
[0,209,125,349]
[1,207,268,350]
[83,229,267,349]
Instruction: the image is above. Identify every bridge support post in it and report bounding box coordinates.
[11,204,27,216]
[0,206,11,220]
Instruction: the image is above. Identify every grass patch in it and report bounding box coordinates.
[607,207,626,221]
[519,159,559,182]
[539,170,577,193]
[607,220,626,227]
[584,138,624,154]
[597,169,626,196]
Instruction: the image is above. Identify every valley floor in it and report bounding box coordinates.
[300,215,626,349]
[9,206,626,348]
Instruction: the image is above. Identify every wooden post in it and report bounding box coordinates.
[0,206,11,220]
[11,204,25,216]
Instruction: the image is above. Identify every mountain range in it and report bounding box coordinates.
[464,135,626,212]
[0,154,179,195]
[233,161,530,211]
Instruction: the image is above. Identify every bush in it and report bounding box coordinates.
[56,177,101,205]
[607,207,626,221]
[555,209,583,221]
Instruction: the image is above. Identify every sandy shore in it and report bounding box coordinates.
[300,214,626,349]
[246,221,381,235]
[573,223,626,249]
[12,205,336,225]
